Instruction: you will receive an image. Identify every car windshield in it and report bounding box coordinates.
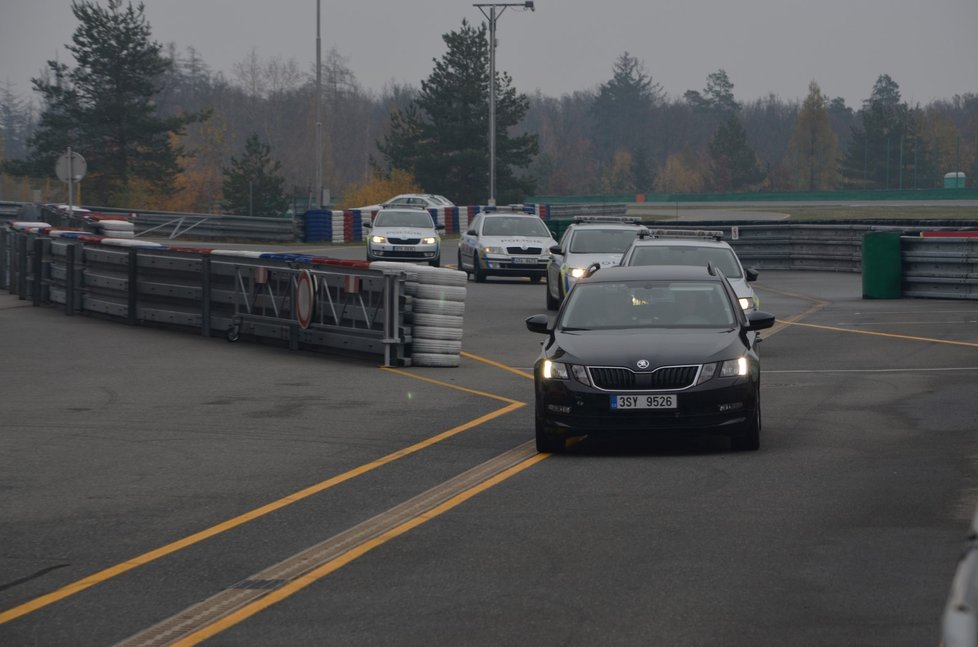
[624,245,744,278]
[569,229,640,254]
[373,211,435,228]
[559,280,737,330]
[482,216,551,237]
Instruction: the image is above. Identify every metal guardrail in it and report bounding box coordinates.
[902,236,978,299]
[2,227,410,366]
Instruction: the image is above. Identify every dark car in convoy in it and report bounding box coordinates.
[525,264,775,453]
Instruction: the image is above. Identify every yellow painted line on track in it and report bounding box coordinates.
[161,448,551,646]
[782,320,978,348]
[0,372,525,626]
[461,351,535,380]
[381,366,527,400]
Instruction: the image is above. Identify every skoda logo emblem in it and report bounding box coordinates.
[636,359,650,369]
[520,244,528,250]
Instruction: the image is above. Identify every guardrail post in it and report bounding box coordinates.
[0,228,8,291]
[201,255,211,337]
[127,248,138,325]
[64,242,76,316]
[16,232,28,299]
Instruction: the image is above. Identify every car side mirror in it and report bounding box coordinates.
[549,244,562,254]
[436,224,445,230]
[465,229,476,236]
[746,310,775,331]
[525,314,551,334]
[746,267,759,282]
[362,222,372,229]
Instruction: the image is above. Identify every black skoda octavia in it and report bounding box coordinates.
[525,264,775,453]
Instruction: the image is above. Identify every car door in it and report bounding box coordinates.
[547,228,571,297]
[459,215,482,269]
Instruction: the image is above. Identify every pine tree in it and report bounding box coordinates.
[590,52,662,164]
[708,116,765,191]
[222,133,288,217]
[379,19,537,205]
[783,81,839,190]
[15,0,204,205]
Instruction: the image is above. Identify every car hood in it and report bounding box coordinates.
[481,235,555,249]
[564,252,623,268]
[550,327,744,368]
[728,276,751,299]
[373,227,438,239]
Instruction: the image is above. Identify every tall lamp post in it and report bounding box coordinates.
[473,1,534,206]
[315,0,323,209]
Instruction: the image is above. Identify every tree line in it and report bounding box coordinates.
[1,0,976,216]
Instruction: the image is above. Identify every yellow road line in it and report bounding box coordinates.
[381,365,527,399]
[461,351,535,380]
[171,450,550,646]
[783,320,978,348]
[0,382,525,625]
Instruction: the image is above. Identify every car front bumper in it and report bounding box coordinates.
[535,376,757,436]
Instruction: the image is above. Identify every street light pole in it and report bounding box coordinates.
[474,2,534,207]
[315,0,323,209]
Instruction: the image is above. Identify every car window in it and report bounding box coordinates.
[374,211,434,228]
[559,280,736,330]
[483,216,550,237]
[624,245,743,278]
[569,229,640,254]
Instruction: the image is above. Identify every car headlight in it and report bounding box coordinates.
[371,235,386,244]
[719,357,748,378]
[543,360,568,380]
[482,246,505,255]
[422,237,438,245]
[569,267,587,279]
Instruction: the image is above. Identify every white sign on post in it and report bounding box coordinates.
[55,149,87,214]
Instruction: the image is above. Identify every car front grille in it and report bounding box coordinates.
[389,237,422,244]
[506,246,542,255]
[588,365,699,391]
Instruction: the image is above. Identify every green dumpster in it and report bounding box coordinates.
[862,232,903,299]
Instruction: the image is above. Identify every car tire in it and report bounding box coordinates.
[473,254,487,283]
[457,251,468,276]
[730,385,761,451]
[412,298,465,316]
[412,338,462,354]
[411,352,461,368]
[414,284,466,302]
[408,312,464,328]
[545,278,559,311]
[429,257,440,267]
[412,325,464,341]
[535,414,565,453]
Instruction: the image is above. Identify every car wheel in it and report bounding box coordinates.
[429,256,440,267]
[473,253,486,283]
[535,414,565,453]
[545,278,559,311]
[730,385,761,451]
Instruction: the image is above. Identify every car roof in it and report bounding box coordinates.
[628,237,732,249]
[582,264,725,284]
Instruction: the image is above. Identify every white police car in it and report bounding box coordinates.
[457,211,557,283]
[363,207,444,266]
[545,216,647,310]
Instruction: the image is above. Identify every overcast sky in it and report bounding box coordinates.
[1,0,976,108]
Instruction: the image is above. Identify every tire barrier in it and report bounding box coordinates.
[369,261,467,367]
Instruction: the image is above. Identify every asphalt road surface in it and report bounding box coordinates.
[1,240,977,646]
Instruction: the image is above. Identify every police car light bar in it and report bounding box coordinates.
[572,216,644,224]
[637,228,724,240]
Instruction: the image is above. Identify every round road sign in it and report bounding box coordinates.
[56,151,87,183]
[295,270,315,329]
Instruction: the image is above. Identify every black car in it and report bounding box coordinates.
[525,264,776,453]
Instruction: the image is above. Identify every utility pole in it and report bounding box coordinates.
[473,2,534,206]
[315,0,323,209]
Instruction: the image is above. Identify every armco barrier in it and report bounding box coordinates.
[2,224,458,367]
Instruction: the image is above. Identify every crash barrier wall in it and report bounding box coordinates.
[1,223,468,367]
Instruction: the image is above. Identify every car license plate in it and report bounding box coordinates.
[611,394,676,409]
[393,246,414,251]
[512,257,537,264]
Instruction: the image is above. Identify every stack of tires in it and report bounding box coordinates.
[369,261,467,367]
